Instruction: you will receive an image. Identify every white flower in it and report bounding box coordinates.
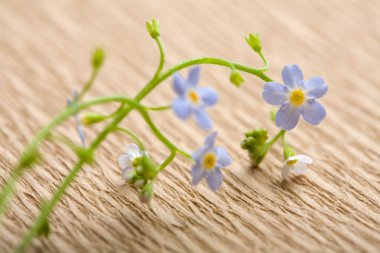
[118,143,143,182]
[281,154,313,179]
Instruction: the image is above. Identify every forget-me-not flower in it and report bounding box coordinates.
[191,132,232,191]
[67,91,86,147]
[281,154,313,179]
[263,64,328,130]
[172,66,218,130]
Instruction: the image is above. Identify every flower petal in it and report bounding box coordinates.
[172,98,192,119]
[188,66,200,86]
[207,168,223,191]
[282,64,304,88]
[300,100,326,125]
[275,103,300,130]
[121,167,135,181]
[305,77,328,98]
[216,147,232,167]
[127,143,141,158]
[281,164,292,179]
[291,154,313,164]
[292,163,308,175]
[263,82,289,105]
[198,87,218,106]
[204,132,217,149]
[192,165,206,185]
[173,73,187,96]
[118,154,131,169]
[192,148,205,163]
[194,108,212,130]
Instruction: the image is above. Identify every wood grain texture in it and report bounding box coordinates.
[1,0,380,252]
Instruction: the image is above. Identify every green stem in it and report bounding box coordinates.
[266,129,286,147]
[0,95,130,219]
[145,105,171,111]
[114,127,145,150]
[77,68,99,101]
[159,151,176,171]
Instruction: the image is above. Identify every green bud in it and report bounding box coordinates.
[75,148,94,165]
[92,48,105,69]
[37,219,50,237]
[241,129,269,167]
[19,149,41,169]
[80,112,106,126]
[146,19,160,38]
[230,69,244,87]
[37,200,51,237]
[245,32,262,53]
[141,153,158,180]
[283,144,296,160]
[138,181,154,204]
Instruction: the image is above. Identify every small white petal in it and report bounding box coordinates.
[127,143,142,158]
[293,163,308,175]
[118,154,131,169]
[281,164,292,179]
[287,154,313,164]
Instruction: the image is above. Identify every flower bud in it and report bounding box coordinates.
[283,144,296,160]
[146,19,160,39]
[245,33,262,53]
[230,69,244,88]
[138,182,154,204]
[80,112,106,126]
[141,153,158,180]
[92,48,105,69]
[241,129,268,167]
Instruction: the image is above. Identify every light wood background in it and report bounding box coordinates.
[1,0,380,252]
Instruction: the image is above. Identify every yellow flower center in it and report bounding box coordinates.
[187,90,199,104]
[287,159,298,166]
[202,152,217,170]
[289,89,305,106]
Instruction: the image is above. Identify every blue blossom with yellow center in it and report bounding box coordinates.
[263,64,328,130]
[172,66,218,130]
[191,132,232,191]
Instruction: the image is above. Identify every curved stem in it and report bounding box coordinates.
[159,151,176,172]
[114,127,145,150]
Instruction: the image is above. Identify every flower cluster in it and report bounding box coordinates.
[118,143,157,203]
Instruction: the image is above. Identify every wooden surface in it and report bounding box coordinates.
[1,0,380,252]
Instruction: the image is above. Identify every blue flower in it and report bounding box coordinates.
[67,91,86,147]
[172,66,218,130]
[263,64,328,130]
[191,132,232,191]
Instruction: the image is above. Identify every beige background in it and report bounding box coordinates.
[1,0,380,252]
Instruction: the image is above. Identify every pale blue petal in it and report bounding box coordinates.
[300,100,326,125]
[192,165,206,185]
[207,168,223,191]
[198,87,218,106]
[188,66,201,86]
[172,98,192,119]
[216,147,232,167]
[192,148,205,163]
[263,82,289,105]
[304,77,328,99]
[275,103,300,130]
[204,132,217,149]
[173,73,187,96]
[194,108,212,130]
[282,64,304,88]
